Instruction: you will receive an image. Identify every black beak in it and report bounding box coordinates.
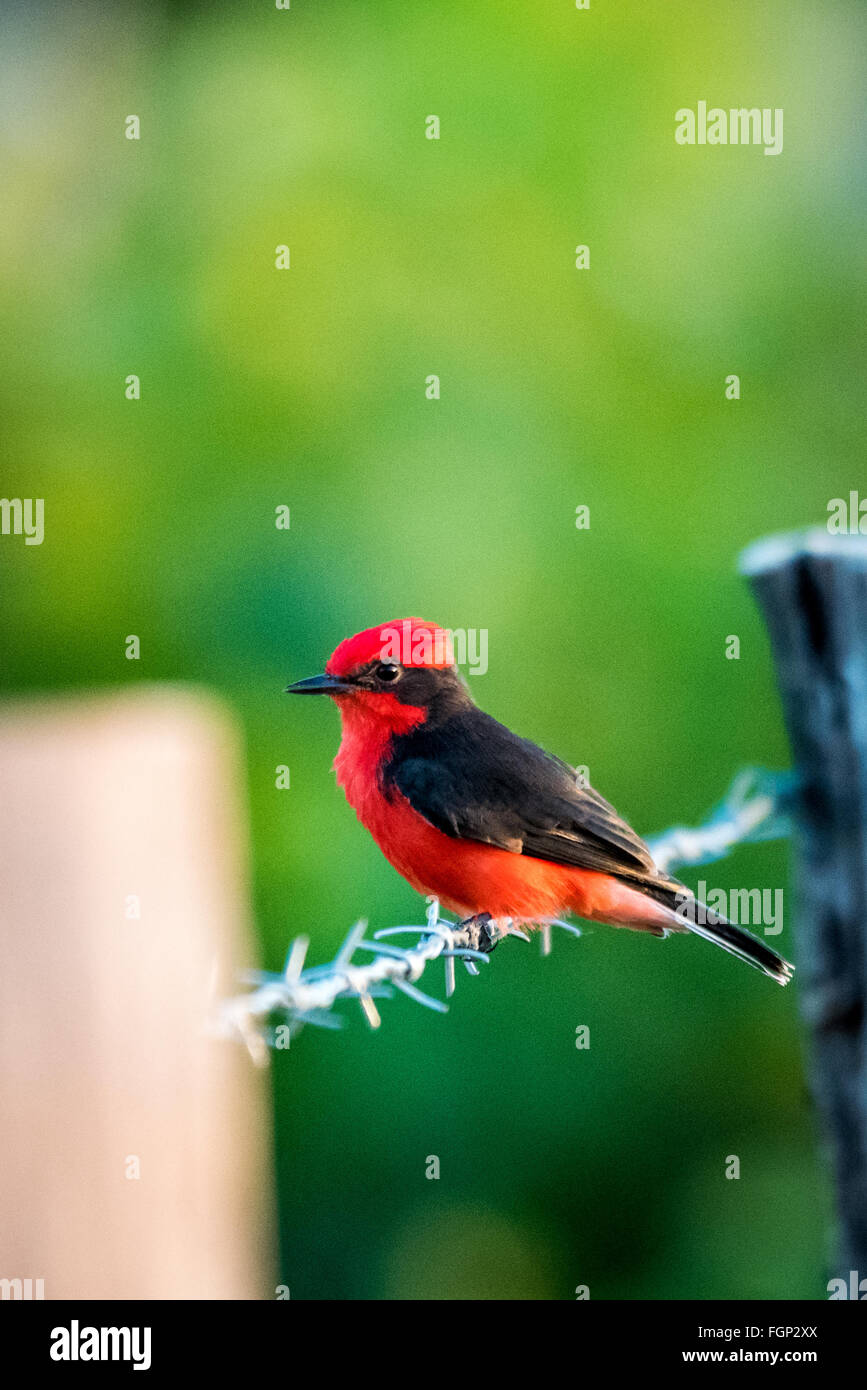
[284,672,352,695]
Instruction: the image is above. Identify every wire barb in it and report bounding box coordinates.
[217,765,792,1061]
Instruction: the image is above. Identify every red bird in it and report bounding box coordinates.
[287,618,793,985]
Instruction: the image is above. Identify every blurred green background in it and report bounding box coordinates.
[2,0,864,1298]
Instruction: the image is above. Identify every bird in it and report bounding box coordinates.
[286,618,793,985]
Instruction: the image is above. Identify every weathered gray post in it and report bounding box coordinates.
[741,529,867,1281]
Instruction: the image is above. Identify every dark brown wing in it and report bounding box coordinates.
[385,705,663,888]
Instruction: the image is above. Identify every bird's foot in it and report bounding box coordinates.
[457,913,500,954]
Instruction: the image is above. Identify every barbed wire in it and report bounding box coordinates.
[217,766,795,1064]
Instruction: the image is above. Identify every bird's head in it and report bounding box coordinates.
[286,618,470,732]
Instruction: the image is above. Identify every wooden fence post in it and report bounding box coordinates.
[0,687,273,1299]
[742,529,867,1281]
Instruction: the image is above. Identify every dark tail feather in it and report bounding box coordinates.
[680,911,794,986]
[648,883,794,986]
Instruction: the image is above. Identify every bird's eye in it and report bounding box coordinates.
[375,662,401,683]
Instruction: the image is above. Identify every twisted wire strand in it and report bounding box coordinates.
[217,766,793,1063]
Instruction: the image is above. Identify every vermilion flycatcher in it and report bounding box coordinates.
[287,619,793,985]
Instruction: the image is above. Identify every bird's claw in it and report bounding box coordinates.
[457,912,500,954]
